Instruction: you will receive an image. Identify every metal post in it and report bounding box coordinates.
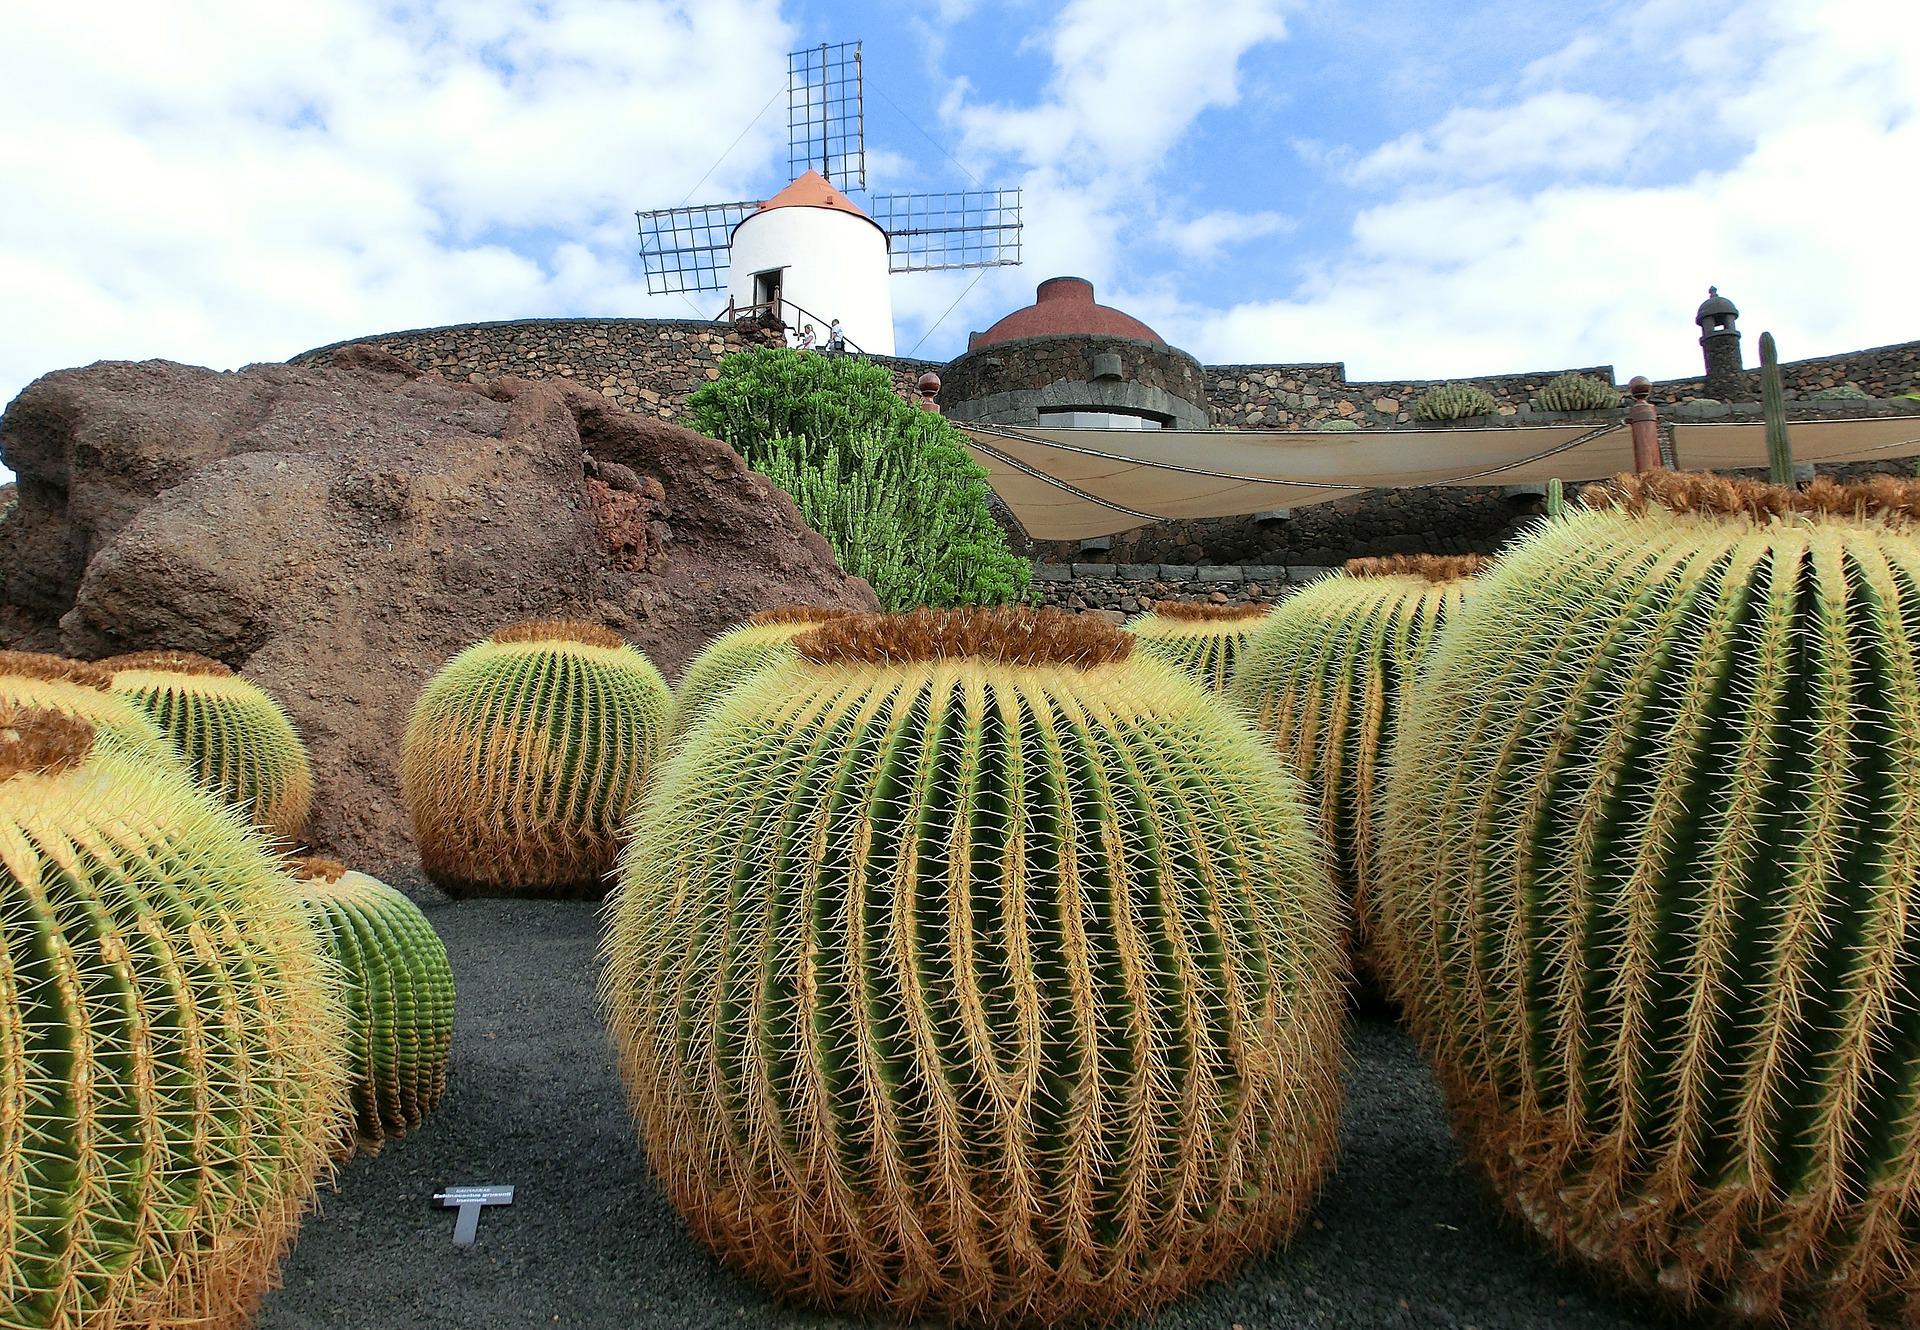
[1626,375,1660,473]
[819,42,829,182]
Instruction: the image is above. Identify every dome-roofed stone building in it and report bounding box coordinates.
[939,277,1213,432]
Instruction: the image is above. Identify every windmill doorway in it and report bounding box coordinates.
[751,267,785,318]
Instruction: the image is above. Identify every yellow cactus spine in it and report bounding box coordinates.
[0,702,346,1330]
[101,650,315,844]
[606,607,1347,1326]
[1228,555,1485,963]
[401,619,673,896]
[0,650,183,771]
[290,858,455,1154]
[1122,599,1270,691]
[668,605,855,740]
[1378,471,1920,1325]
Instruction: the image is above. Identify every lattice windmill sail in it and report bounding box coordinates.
[636,40,1023,356]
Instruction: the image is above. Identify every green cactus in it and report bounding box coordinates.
[1376,470,1920,1325]
[290,858,455,1154]
[1545,477,1565,519]
[1123,599,1270,692]
[1309,417,1361,432]
[401,619,672,896]
[0,651,185,771]
[1812,383,1870,400]
[1533,373,1621,412]
[605,607,1347,1326]
[1413,382,1498,422]
[102,651,315,845]
[0,702,346,1330]
[1228,555,1485,967]
[1760,330,1795,487]
[669,606,855,741]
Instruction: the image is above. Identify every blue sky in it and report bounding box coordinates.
[2,0,1915,487]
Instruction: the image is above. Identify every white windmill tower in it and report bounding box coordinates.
[635,41,1023,357]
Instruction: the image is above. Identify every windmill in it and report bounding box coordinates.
[635,41,1023,356]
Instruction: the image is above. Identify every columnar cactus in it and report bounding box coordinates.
[1228,555,1484,962]
[669,606,855,740]
[102,650,315,844]
[290,858,455,1153]
[1123,599,1270,692]
[402,619,672,896]
[0,650,182,770]
[606,607,1347,1326]
[0,702,346,1330]
[1412,382,1497,421]
[1533,372,1620,412]
[1377,471,1920,1325]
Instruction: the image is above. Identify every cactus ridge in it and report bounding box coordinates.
[746,605,857,627]
[794,605,1132,668]
[0,655,184,772]
[1343,554,1491,581]
[670,615,847,742]
[95,650,233,677]
[290,859,454,1153]
[1229,564,1478,964]
[401,632,672,896]
[1,714,347,1329]
[107,662,315,844]
[1582,468,1920,523]
[605,637,1348,1325]
[1124,601,1270,692]
[488,618,625,649]
[1376,503,1920,1323]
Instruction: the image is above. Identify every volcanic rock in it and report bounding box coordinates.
[0,350,876,871]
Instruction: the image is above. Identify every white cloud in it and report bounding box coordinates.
[1348,91,1651,184]
[1156,208,1296,261]
[0,0,795,445]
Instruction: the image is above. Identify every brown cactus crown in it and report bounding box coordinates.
[1147,600,1271,623]
[0,650,114,691]
[746,606,858,627]
[489,619,626,650]
[96,649,234,677]
[290,856,349,883]
[1343,554,1492,582]
[0,704,95,782]
[796,607,1133,668]
[1579,470,1920,523]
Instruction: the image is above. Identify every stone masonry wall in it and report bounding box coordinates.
[1028,561,1327,618]
[1204,362,1619,430]
[941,334,1212,428]
[1651,337,1920,404]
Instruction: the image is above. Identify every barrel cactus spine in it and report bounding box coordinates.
[289,858,455,1154]
[606,607,1348,1326]
[1228,555,1485,966]
[1123,599,1270,692]
[401,618,673,896]
[0,650,183,770]
[0,702,347,1330]
[1378,470,1920,1325]
[101,650,314,844]
[668,605,855,740]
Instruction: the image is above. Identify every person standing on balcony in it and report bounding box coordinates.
[827,318,846,357]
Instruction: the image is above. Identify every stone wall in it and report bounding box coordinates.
[1029,561,1329,616]
[941,333,1212,429]
[1203,362,1621,430]
[1651,337,1920,403]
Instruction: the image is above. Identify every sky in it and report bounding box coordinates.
[2,0,1916,486]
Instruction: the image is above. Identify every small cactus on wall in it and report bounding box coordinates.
[402,619,672,896]
[1413,382,1498,421]
[605,607,1348,1326]
[669,606,855,741]
[1812,382,1870,400]
[0,702,346,1330]
[1309,417,1360,432]
[1124,599,1270,692]
[1377,470,1920,1324]
[290,858,455,1154]
[1532,372,1620,412]
[0,650,185,770]
[102,650,315,844]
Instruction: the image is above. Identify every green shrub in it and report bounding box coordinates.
[1811,382,1869,400]
[1532,373,1620,411]
[689,348,1030,609]
[1310,417,1360,432]
[1413,383,1498,421]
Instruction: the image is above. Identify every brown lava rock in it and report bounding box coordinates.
[0,349,876,871]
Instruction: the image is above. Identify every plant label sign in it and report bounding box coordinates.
[434,1184,515,1247]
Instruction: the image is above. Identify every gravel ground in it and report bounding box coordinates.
[260,892,1685,1330]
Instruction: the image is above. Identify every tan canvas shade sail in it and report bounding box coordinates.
[960,421,1635,540]
[1671,415,1920,471]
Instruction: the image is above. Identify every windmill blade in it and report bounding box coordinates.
[872,189,1023,273]
[788,41,865,189]
[634,200,758,294]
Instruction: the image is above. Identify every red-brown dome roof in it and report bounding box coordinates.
[968,277,1163,350]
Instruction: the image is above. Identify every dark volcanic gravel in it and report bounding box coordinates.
[259,894,1683,1330]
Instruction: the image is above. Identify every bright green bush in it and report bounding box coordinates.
[689,348,1030,610]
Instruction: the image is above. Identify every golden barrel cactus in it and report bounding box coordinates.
[606,607,1347,1326]
[669,606,855,740]
[401,619,672,896]
[1228,555,1484,960]
[0,702,345,1330]
[1378,472,1920,1325]
[0,650,182,770]
[101,650,314,844]
[1123,600,1269,691]
[290,858,455,1154]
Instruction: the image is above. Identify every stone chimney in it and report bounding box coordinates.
[1695,286,1744,400]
